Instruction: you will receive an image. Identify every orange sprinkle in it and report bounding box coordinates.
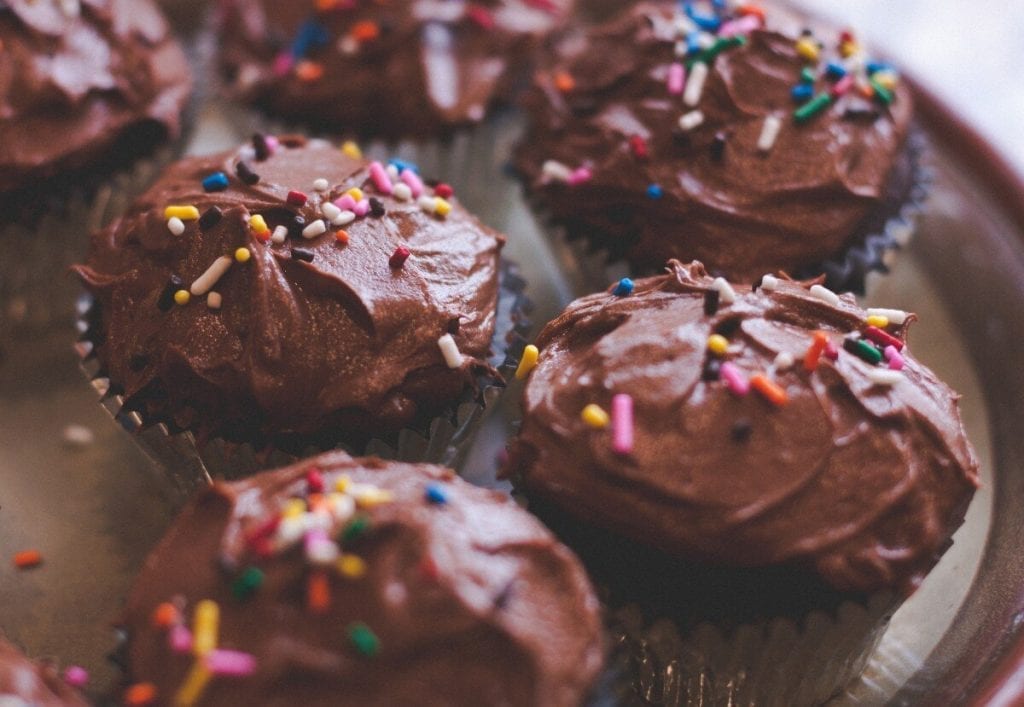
[737,3,765,21]
[13,550,42,569]
[152,602,180,629]
[307,493,327,513]
[554,71,575,93]
[351,20,380,43]
[307,570,330,613]
[295,60,324,82]
[315,0,342,9]
[124,682,157,706]
[335,229,350,244]
[859,82,875,99]
[750,374,788,406]
[803,331,830,372]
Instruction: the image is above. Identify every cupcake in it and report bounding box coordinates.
[73,135,522,491]
[0,638,88,706]
[119,451,604,706]
[505,260,980,704]
[515,2,921,292]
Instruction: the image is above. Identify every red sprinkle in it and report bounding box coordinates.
[124,683,157,706]
[864,325,904,351]
[466,5,496,29]
[245,515,282,550]
[629,135,649,160]
[434,183,453,199]
[389,246,411,269]
[824,341,839,360]
[306,468,325,493]
[13,550,42,569]
[831,74,854,98]
[287,190,308,207]
[418,555,440,581]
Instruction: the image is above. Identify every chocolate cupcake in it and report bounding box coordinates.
[515,2,922,292]
[505,260,979,704]
[0,638,88,706]
[73,136,523,493]
[119,451,604,706]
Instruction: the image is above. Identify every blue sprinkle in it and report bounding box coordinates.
[791,83,814,103]
[612,278,634,297]
[685,32,702,55]
[684,3,721,32]
[866,61,892,76]
[646,184,663,199]
[825,61,847,80]
[425,483,447,505]
[291,20,329,59]
[388,158,419,174]
[202,172,229,192]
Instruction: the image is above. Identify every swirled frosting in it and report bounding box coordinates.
[0,0,191,193]
[216,0,572,138]
[121,452,604,706]
[73,137,504,450]
[506,261,979,595]
[0,639,87,706]
[514,2,914,282]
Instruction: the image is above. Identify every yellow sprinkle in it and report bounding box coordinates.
[514,345,539,380]
[173,290,190,306]
[354,488,394,508]
[795,37,820,62]
[337,554,367,579]
[839,40,859,58]
[249,214,269,234]
[707,334,729,356]
[164,205,199,221]
[234,247,251,263]
[283,498,306,518]
[581,404,610,429]
[865,315,889,328]
[434,198,451,218]
[334,475,351,493]
[341,141,363,159]
[873,71,899,90]
[192,600,219,657]
[173,663,211,707]
[346,187,364,201]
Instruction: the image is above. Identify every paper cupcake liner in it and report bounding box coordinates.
[528,128,930,299]
[76,260,531,507]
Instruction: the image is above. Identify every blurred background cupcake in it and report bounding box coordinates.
[118,451,604,706]
[504,260,979,705]
[0,0,193,337]
[74,135,528,497]
[514,1,924,295]
[0,636,88,706]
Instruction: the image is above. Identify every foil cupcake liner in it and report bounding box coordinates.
[529,129,930,299]
[76,260,531,507]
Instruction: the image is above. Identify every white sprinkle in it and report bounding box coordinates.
[674,40,688,58]
[757,115,783,152]
[418,196,437,213]
[712,277,736,304]
[306,538,339,565]
[329,494,356,523]
[774,351,795,370]
[437,334,462,369]
[207,292,222,309]
[332,210,356,227]
[697,31,716,50]
[337,35,358,55]
[167,217,185,236]
[276,518,305,547]
[300,220,326,239]
[313,178,329,192]
[386,164,400,180]
[321,202,341,220]
[867,369,903,386]
[271,225,288,245]
[866,307,909,325]
[684,61,709,106]
[541,160,573,184]
[392,183,412,201]
[678,110,705,131]
[62,424,94,448]
[809,284,841,307]
[760,274,780,292]
[59,0,80,18]
[672,14,696,36]
[190,256,233,296]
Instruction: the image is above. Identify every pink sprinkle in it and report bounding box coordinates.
[304,529,328,552]
[334,194,357,211]
[884,345,905,371]
[611,394,634,455]
[824,341,839,360]
[265,135,280,155]
[368,161,393,195]
[719,362,750,396]
[354,199,370,217]
[272,52,293,77]
[400,169,425,198]
[169,624,193,654]
[63,666,89,688]
[667,62,685,95]
[831,74,854,98]
[719,14,761,37]
[205,649,258,677]
[568,167,592,186]
[466,5,495,29]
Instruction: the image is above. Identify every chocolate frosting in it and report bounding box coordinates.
[0,0,191,193]
[73,137,504,449]
[121,452,604,706]
[0,639,88,706]
[216,0,572,138]
[506,260,979,595]
[515,2,914,281]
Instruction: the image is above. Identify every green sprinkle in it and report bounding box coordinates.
[869,78,894,105]
[687,35,746,68]
[844,337,883,365]
[342,514,371,543]
[793,93,832,123]
[232,566,264,600]
[800,67,815,84]
[347,622,380,657]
